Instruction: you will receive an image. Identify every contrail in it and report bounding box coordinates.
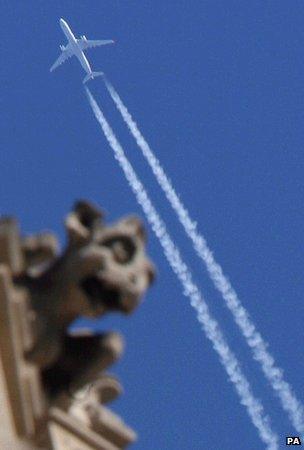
[103,78,304,435]
[85,87,279,450]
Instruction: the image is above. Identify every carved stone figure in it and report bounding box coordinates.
[14,200,155,373]
[0,200,154,448]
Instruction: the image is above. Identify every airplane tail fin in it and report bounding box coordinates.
[83,71,104,84]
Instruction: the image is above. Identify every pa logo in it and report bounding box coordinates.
[286,436,302,445]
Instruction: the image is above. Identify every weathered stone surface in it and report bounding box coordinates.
[15,200,155,371]
[42,332,125,398]
[0,200,155,449]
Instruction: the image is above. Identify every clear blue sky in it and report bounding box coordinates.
[1,2,304,449]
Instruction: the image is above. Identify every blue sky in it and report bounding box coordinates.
[1,1,304,449]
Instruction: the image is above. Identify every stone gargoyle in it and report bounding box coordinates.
[14,200,155,384]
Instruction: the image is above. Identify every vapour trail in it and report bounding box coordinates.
[85,87,278,450]
[103,78,304,435]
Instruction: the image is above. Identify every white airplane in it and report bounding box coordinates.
[50,18,114,84]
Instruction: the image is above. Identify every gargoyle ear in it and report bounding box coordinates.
[120,216,147,243]
[74,200,104,229]
[65,200,104,246]
[65,213,89,246]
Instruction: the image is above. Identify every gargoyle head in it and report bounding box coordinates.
[19,200,155,369]
[62,200,155,318]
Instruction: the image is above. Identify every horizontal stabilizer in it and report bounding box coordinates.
[83,71,104,84]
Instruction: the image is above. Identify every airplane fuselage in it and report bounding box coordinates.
[51,18,113,83]
[60,19,92,75]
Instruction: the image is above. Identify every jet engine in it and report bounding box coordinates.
[60,45,65,51]
[81,35,87,40]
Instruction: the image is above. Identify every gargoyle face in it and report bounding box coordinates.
[15,201,155,370]
[66,202,155,316]
[79,222,155,314]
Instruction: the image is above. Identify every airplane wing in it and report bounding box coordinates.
[50,47,74,72]
[77,39,114,51]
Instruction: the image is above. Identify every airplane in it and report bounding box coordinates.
[50,18,114,84]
